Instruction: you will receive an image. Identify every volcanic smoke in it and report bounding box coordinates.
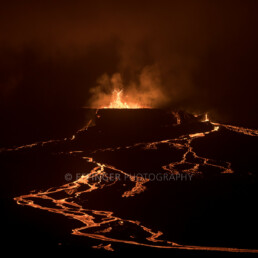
[88,66,168,109]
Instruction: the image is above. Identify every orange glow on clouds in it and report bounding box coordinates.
[88,67,168,109]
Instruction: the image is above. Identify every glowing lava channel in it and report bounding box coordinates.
[13,118,258,254]
[14,151,258,253]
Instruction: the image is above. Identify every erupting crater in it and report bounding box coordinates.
[101,89,150,109]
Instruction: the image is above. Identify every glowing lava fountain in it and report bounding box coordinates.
[103,90,145,109]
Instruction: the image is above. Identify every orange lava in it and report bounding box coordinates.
[102,89,144,109]
[12,115,258,254]
[13,141,257,253]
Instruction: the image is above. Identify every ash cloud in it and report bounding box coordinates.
[0,1,258,128]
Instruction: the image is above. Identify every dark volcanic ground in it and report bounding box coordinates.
[1,109,258,257]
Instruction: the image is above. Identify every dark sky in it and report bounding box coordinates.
[1,0,258,132]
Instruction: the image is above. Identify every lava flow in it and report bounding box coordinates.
[11,110,258,254]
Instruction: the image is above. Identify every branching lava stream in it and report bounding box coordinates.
[12,111,258,254]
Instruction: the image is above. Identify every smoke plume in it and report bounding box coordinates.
[88,65,168,108]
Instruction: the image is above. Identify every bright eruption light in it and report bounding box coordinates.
[103,89,144,109]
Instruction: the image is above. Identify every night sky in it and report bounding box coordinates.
[1,0,258,146]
